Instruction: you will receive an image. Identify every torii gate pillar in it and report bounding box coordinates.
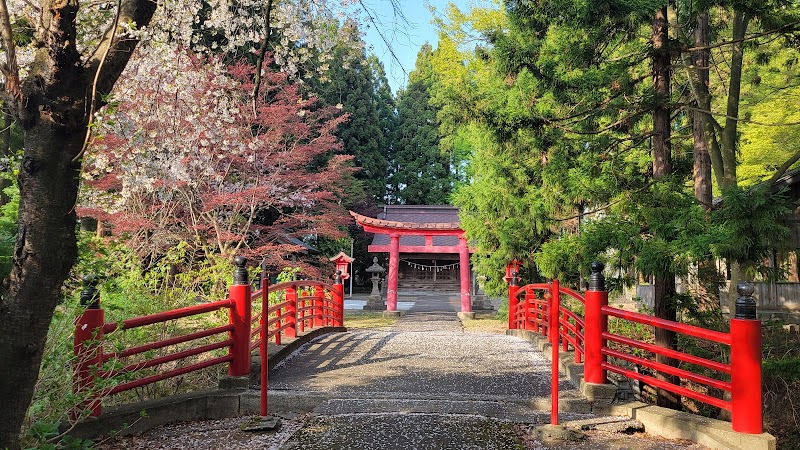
[458,236,475,319]
[387,234,400,312]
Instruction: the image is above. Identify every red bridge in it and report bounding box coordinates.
[72,258,771,449]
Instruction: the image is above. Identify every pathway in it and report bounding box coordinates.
[98,292,709,449]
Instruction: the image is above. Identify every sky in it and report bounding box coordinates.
[360,0,475,94]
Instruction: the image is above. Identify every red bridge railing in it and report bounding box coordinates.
[73,256,344,418]
[508,262,763,434]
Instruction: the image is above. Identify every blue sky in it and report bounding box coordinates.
[360,0,474,94]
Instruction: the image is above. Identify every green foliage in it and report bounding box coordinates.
[23,420,94,450]
[388,43,455,205]
[305,25,393,203]
[276,266,302,283]
[0,170,19,277]
[763,357,800,382]
[738,44,800,186]
[12,17,34,47]
[710,186,791,278]
[431,0,799,306]
[71,235,233,310]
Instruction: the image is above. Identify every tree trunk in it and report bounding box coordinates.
[719,10,749,190]
[692,11,712,210]
[652,6,681,411]
[0,0,156,445]
[720,10,750,311]
[652,8,671,177]
[0,119,84,449]
[653,271,680,407]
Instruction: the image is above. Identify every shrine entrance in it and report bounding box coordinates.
[350,206,475,316]
[398,256,460,290]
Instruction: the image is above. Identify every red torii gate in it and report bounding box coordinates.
[349,211,474,317]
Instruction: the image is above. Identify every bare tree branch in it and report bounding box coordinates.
[685,20,800,52]
[75,0,123,161]
[768,149,800,187]
[251,0,273,115]
[0,0,22,101]
[83,0,157,100]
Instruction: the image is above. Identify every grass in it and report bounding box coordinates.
[343,311,398,330]
[462,312,507,334]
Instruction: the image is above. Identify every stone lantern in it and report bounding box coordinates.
[364,257,386,310]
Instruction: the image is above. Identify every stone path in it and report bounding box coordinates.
[98,292,709,449]
[269,292,583,407]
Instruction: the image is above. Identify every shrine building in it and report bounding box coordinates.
[350,205,475,317]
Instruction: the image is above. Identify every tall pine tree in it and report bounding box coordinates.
[389,44,453,205]
[307,21,392,202]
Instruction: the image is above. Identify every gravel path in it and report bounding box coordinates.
[96,293,709,449]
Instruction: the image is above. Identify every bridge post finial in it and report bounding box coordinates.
[735,282,756,319]
[588,261,605,292]
[80,274,100,309]
[233,256,248,285]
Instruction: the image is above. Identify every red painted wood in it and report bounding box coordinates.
[103,340,233,379]
[103,298,232,334]
[550,280,560,425]
[601,362,730,410]
[285,285,297,338]
[314,286,324,327]
[269,280,334,292]
[602,306,731,344]
[368,244,464,254]
[103,324,234,361]
[584,289,608,384]
[730,318,763,433]
[387,235,399,311]
[557,286,586,304]
[458,236,471,312]
[359,225,464,236]
[74,308,104,417]
[602,347,732,392]
[228,283,252,377]
[603,331,731,374]
[524,288,533,331]
[508,283,520,330]
[333,282,344,327]
[261,277,269,417]
[109,355,234,395]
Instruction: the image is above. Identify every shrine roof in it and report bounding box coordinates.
[350,206,466,251]
[349,207,462,231]
[379,205,461,224]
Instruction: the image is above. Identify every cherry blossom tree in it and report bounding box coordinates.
[80,47,352,275]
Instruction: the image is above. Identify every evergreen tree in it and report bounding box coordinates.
[369,54,397,199]
[307,21,392,202]
[388,44,453,205]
